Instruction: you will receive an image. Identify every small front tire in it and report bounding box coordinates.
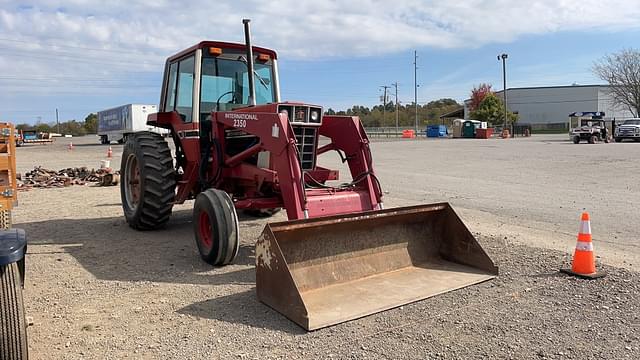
[193,189,239,266]
[572,136,580,144]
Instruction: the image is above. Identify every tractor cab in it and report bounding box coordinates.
[159,41,280,124]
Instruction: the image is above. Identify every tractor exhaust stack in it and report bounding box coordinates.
[242,19,257,106]
[256,203,498,330]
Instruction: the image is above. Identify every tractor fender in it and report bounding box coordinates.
[0,229,27,283]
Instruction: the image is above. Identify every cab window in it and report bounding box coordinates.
[176,56,195,122]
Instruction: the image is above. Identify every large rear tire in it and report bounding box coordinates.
[0,262,28,360]
[121,132,176,230]
[193,189,239,266]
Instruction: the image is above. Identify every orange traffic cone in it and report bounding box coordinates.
[107,146,113,158]
[561,212,605,279]
[68,142,74,151]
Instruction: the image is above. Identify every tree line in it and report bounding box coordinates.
[326,98,462,128]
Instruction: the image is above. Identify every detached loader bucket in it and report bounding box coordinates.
[256,203,498,331]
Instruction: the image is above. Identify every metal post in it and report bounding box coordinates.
[498,53,508,130]
[414,50,418,135]
[55,108,60,134]
[393,82,399,136]
[243,19,256,106]
[380,85,390,128]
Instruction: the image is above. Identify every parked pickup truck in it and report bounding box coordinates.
[614,119,640,142]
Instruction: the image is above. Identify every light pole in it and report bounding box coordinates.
[414,50,418,134]
[379,85,390,128]
[391,82,399,135]
[497,53,508,131]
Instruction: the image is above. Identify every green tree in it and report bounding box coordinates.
[470,93,517,125]
[35,123,52,133]
[84,113,98,134]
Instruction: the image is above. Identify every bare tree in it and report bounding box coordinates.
[593,49,640,117]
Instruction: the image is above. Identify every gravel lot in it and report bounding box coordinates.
[12,134,640,359]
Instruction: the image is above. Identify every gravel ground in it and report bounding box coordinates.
[11,134,640,359]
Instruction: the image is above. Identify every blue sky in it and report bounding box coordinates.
[1,1,640,124]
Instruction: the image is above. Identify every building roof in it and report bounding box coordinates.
[494,84,608,93]
[439,107,464,119]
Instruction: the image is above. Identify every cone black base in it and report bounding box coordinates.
[560,268,606,279]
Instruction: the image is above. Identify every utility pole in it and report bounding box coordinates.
[392,82,399,135]
[413,50,418,134]
[379,85,390,128]
[498,54,508,132]
[55,108,60,134]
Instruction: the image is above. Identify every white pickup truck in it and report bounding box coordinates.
[614,118,640,142]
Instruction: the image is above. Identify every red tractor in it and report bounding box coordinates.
[120,20,497,330]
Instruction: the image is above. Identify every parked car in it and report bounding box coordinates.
[614,119,640,142]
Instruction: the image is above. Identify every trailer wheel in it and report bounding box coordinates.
[243,208,282,218]
[193,189,239,266]
[121,132,176,230]
[0,262,28,360]
[572,136,580,144]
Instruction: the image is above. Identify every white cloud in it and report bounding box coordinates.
[0,0,639,119]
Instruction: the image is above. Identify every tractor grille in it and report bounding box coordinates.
[293,126,317,171]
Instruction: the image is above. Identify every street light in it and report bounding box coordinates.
[497,53,508,132]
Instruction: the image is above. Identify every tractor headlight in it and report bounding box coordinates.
[310,110,319,123]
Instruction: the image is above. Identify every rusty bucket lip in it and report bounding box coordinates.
[266,202,451,232]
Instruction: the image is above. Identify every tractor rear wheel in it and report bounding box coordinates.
[0,262,28,360]
[121,132,176,230]
[193,189,239,266]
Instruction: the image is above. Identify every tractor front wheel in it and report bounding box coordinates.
[572,136,580,144]
[121,132,176,230]
[589,135,597,144]
[1,262,28,360]
[193,189,239,266]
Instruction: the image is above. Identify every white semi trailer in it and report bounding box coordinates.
[97,104,168,144]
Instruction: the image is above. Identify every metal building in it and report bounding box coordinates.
[464,85,635,130]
